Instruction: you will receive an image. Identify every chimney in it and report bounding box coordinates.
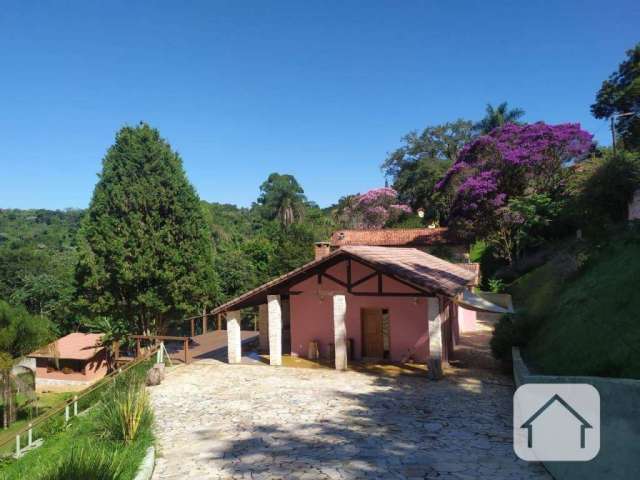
[314,242,331,260]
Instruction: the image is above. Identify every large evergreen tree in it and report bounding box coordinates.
[75,124,218,334]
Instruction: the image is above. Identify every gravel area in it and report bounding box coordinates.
[149,360,549,479]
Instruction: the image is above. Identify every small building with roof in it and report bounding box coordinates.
[213,245,479,377]
[27,332,108,387]
[317,228,492,335]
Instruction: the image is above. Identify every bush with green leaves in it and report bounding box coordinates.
[487,278,505,293]
[490,312,539,363]
[568,149,640,235]
[98,378,153,444]
[39,446,123,480]
[486,193,561,265]
[0,300,53,358]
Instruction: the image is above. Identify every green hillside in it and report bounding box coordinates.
[511,228,640,379]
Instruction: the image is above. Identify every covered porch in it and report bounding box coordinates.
[212,246,479,378]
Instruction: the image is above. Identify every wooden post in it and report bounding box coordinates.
[27,424,32,446]
[217,313,222,330]
[184,338,190,364]
[15,434,20,457]
[202,308,207,334]
[113,341,120,363]
[73,396,78,416]
[190,318,195,337]
[136,339,141,358]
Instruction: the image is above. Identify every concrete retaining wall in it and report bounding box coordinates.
[512,348,640,480]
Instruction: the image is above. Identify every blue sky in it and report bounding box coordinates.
[1,1,638,210]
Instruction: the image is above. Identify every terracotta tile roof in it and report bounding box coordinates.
[29,333,104,360]
[330,227,457,247]
[456,263,481,286]
[212,246,475,314]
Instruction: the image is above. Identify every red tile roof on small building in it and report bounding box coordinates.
[211,246,475,314]
[29,333,104,360]
[330,227,457,247]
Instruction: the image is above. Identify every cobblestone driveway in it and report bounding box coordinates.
[150,361,549,479]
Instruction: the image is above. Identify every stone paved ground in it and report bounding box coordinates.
[149,360,550,479]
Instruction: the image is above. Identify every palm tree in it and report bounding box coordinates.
[475,102,525,134]
[0,353,36,428]
[83,316,128,369]
[257,173,307,227]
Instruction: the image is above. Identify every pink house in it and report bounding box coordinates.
[213,245,476,377]
[325,228,484,336]
[27,333,108,387]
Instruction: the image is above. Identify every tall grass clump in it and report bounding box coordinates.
[98,378,153,444]
[39,446,123,480]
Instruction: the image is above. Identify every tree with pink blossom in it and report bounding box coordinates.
[339,187,412,229]
[438,122,593,260]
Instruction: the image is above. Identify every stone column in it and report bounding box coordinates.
[227,311,242,364]
[427,297,443,379]
[267,295,282,366]
[258,304,269,353]
[333,294,347,371]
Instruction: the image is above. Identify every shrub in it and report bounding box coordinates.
[490,312,540,362]
[469,240,506,289]
[97,379,153,444]
[487,278,505,293]
[39,446,123,480]
[0,300,53,358]
[37,414,66,438]
[568,150,640,234]
[490,316,515,362]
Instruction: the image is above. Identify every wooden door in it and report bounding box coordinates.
[361,308,384,358]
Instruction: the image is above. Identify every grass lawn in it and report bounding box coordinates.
[0,391,74,452]
[514,231,640,378]
[0,405,152,480]
[0,358,156,479]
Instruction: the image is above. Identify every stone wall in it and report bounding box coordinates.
[512,348,640,480]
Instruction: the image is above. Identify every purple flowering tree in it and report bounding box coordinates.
[438,122,593,259]
[342,187,412,229]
